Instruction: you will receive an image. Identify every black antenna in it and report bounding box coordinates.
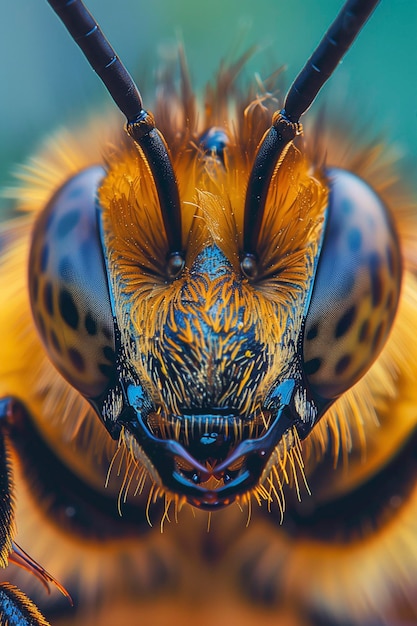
[242,0,380,272]
[47,0,183,270]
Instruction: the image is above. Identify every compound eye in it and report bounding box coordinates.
[303,168,401,400]
[29,166,116,399]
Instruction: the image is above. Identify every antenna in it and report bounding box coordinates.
[242,0,380,272]
[47,0,183,270]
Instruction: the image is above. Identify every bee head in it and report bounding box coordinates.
[94,139,327,508]
[31,0,400,510]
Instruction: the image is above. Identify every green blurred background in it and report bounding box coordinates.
[1,0,416,216]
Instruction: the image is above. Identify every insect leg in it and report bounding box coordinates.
[0,397,16,572]
[0,582,51,626]
[0,397,69,626]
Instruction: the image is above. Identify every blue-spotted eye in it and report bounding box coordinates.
[28,166,116,399]
[303,168,402,400]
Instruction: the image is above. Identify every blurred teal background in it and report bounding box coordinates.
[1,0,416,216]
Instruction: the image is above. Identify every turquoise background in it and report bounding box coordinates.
[1,0,416,215]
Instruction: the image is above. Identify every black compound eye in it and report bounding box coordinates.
[303,168,402,400]
[28,166,116,399]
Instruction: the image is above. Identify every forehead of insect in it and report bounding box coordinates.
[96,140,328,508]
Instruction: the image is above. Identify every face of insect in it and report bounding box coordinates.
[5,2,417,625]
[28,119,401,510]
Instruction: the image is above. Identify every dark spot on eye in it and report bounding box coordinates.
[372,320,386,353]
[341,198,353,215]
[59,256,74,282]
[59,289,79,330]
[304,357,322,376]
[306,323,319,341]
[359,319,370,343]
[98,363,114,378]
[31,274,39,302]
[68,347,85,371]
[56,210,81,238]
[102,326,112,340]
[36,312,46,339]
[335,305,356,338]
[43,281,54,316]
[79,239,93,266]
[103,346,115,362]
[369,252,383,307]
[386,290,394,312]
[40,243,49,272]
[340,273,355,299]
[68,184,84,200]
[386,243,395,277]
[335,354,351,375]
[347,227,362,253]
[50,329,61,354]
[85,313,97,335]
